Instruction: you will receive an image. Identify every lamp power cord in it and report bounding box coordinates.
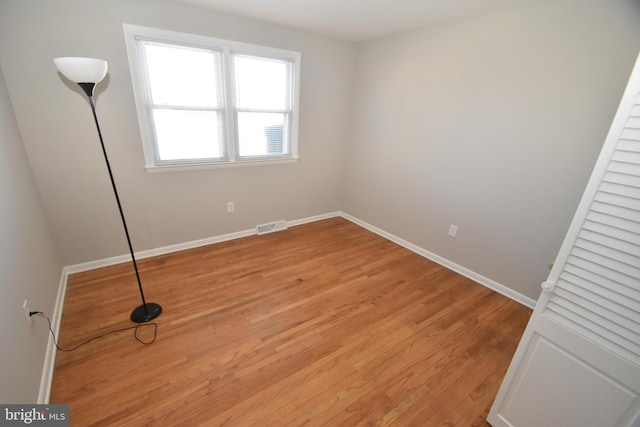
[30,312,158,352]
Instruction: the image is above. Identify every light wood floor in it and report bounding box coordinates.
[50,217,531,426]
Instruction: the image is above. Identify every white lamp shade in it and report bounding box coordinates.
[54,57,108,83]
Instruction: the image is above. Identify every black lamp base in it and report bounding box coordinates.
[131,302,162,323]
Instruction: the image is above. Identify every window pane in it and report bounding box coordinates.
[237,112,289,157]
[144,42,222,107]
[234,55,290,110]
[153,109,223,161]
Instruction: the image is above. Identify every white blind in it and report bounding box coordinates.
[545,93,640,366]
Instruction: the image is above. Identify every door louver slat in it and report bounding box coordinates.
[545,96,640,367]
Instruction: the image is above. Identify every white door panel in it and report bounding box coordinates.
[496,316,640,427]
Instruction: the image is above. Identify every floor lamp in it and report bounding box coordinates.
[54,57,162,323]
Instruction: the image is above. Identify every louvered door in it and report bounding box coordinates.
[488,52,640,427]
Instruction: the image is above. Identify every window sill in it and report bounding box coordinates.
[144,157,300,173]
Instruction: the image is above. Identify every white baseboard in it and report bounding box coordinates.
[287,211,340,227]
[65,212,343,274]
[339,212,537,309]
[37,267,69,404]
[63,228,254,274]
[40,209,534,402]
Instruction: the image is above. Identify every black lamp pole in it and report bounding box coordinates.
[77,82,162,323]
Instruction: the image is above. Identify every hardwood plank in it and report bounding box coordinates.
[49,217,531,426]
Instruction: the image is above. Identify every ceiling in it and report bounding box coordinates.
[165,0,547,42]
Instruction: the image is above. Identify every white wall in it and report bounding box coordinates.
[344,0,640,300]
[0,0,355,265]
[0,65,63,402]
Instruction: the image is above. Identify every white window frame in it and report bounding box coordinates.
[123,24,301,172]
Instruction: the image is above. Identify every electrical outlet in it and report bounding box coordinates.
[448,224,458,237]
[227,202,235,213]
[23,299,31,324]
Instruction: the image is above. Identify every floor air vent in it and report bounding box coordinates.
[256,220,288,235]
